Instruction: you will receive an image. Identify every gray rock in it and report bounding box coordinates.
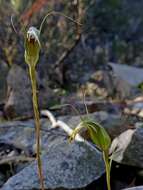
[110,127,143,168]
[82,70,115,98]
[0,111,131,154]
[1,141,104,190]
[80,69,138,99]
[112,75,137,99]
[59,111,132,139]
[0,119,68,155]
[0,61,9,104]
[123,186,143,190]
[4,65,32,118]
[0,172,5,187]
[0,111,131,189]
[125,98,143,118]
[4,64,58,118]
[109,62,143,86]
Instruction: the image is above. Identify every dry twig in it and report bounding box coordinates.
[0,155,34,165]
[41,110,99,152]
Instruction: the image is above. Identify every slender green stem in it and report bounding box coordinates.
[103,151,111,190]
[28,66,45,190]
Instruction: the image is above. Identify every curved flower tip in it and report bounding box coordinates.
[27,27,41,47]
[24,26,41,66]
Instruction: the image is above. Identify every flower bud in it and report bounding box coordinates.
[24,26,41,67]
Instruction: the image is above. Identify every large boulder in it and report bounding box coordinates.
[1,141,104,190]
[4,64,58,118]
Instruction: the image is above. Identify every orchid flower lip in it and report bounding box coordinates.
[27,26,41,46]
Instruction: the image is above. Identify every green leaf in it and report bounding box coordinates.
[87,121,111,151]
[70,119,111,151]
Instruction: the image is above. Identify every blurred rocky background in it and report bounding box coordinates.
[0,0,143,119]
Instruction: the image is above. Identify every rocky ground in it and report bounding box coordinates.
[0,64,143,189]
